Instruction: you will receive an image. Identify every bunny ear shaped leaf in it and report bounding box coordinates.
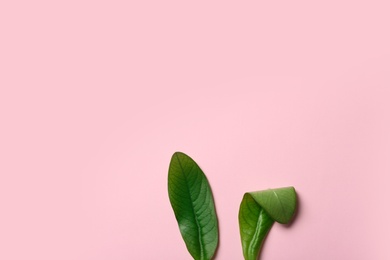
[239,187,297,260]
[168,152,219,260]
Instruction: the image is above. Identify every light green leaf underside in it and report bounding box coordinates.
[249,187,296,224]
[168,152,218,260]
[239,187,297,260]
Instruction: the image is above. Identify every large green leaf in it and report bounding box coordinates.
[168,152,218,260]
[239,193,274,260]
[239,187,297,260]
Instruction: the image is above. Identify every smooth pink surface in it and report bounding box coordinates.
[1,1,390,259]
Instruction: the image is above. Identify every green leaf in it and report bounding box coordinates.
[239,187,297,260]
[249,187,297,224]
[168,152,218,260]
[239,193,274,260]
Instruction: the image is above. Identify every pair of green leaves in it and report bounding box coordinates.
[168,152,297,260]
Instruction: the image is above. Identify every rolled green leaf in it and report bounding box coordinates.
[239,187,297,260]
[168,152,218,260]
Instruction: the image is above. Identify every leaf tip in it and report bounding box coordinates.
[172,151,188,159]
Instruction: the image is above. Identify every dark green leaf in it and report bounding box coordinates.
[239,187,297,260]
[239,193,274,260]
[168,152,218,260]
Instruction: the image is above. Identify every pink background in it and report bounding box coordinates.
[1,1,390,259]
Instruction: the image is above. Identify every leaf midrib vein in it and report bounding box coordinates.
[176,155,205,260]
[248,204,263,259]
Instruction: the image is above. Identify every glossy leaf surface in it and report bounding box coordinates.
[239,187,297,260]
[168,152,218,260]
[239,193,274,260]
